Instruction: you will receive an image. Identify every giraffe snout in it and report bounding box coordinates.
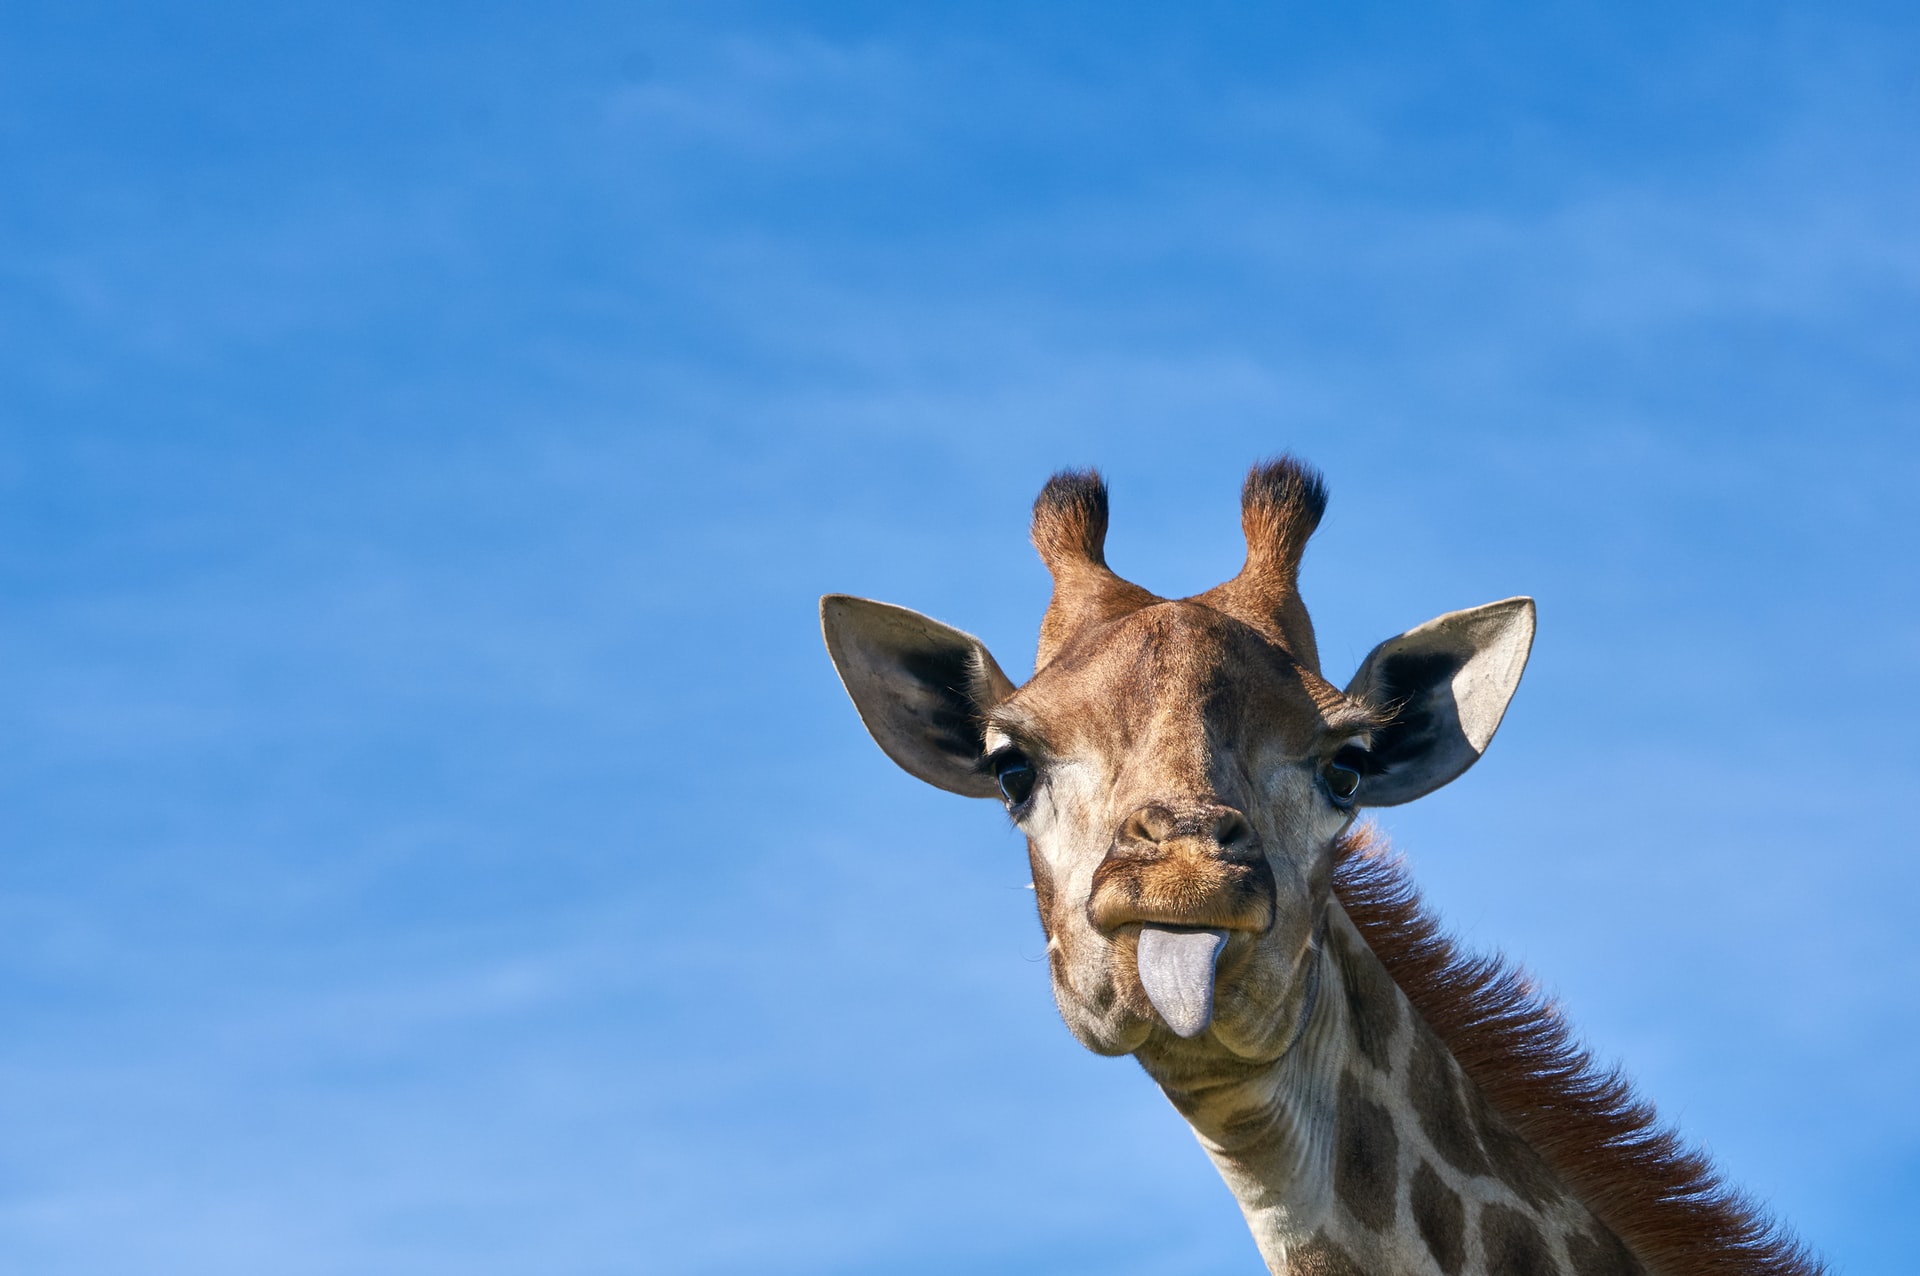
[1087,803,1276,933]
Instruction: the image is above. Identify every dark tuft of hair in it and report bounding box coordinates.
[1240,455,1328,574]
[1031,468,1110,571]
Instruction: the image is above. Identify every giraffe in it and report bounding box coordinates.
[821,458,1821,1276]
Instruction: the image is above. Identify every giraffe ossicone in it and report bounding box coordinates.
[822,457,1821,1276]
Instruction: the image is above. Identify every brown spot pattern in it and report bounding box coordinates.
[1334,1071,1399,1233]
[1331,925,1401,1073]
[1334,838,1825,1276]
[1408,1023,1490,1178]
[1481,1203,1559,1276]
[1410,1159,1466,1275]
[1568,1225,1644,1276]
[1471,1086,1561,1210]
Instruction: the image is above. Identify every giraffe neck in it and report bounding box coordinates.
[1136,903,1644,1276]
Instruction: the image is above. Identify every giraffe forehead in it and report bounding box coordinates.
[1009,601,1332,763]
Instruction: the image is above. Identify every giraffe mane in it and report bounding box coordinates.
[1332,826,1825,1276]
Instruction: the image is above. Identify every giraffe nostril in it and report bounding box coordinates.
[1213,810,1255,850]
[1121,804,1177,848]
[1118,805,1256,857]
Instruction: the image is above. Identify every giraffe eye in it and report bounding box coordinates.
[1322,748,1366,808]
[992,750,1036,807]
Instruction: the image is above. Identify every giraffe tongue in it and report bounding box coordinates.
[1136,926,1229,1039]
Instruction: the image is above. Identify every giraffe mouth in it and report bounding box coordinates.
[1087,855,1276,934]
[1135,925,1230,1038]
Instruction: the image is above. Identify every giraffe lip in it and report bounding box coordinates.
[1098,907,1271,933]
[1088,855,1276,934]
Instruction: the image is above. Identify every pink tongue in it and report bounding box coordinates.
[1136,926,1229,1038]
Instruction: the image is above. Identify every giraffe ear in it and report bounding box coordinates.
[821,595,1017,798]
[1341,598,1535,807]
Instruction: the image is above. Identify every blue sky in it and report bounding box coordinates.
[3,2,1917,1272]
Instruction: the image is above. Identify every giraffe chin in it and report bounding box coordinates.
[1136,925,1229,1038]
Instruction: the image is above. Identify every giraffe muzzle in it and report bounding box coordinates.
[1086,811,1277,1039]
[1085,842,1277,935]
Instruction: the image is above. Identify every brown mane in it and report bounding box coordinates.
[1333,826,1824,1276]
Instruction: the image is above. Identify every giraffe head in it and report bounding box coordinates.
[823,459,1533,1065]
